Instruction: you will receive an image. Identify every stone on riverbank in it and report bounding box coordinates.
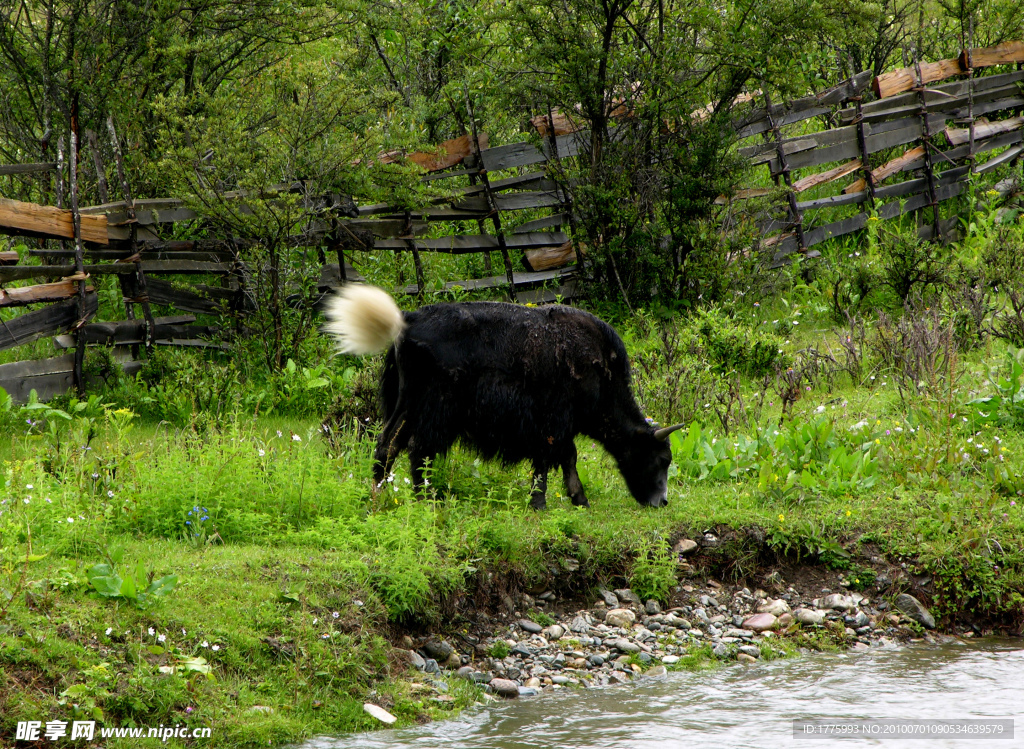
[674,538,699,555]
[794,608,825,625]
[895,594,936,629]
[757,599,791,616]
[424,640,454,661]
[363,703,397,724]
[605,608,636,628]
[742,613,777,632]
[543,624,565,640]
[406,650,426,670]
[518,619,543,634]
[598,589,620,608]
[615,589,642,606]
[489,678,520,698]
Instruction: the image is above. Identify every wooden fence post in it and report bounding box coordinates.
[851,96,876,208]
[107,116,156,353]
[466,96,516,300]
[68,131,89,395]
[403,210,425,296]
[763,91,806,252]
[913,54,943,242]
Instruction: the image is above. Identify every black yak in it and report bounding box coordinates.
[324,285,682,508]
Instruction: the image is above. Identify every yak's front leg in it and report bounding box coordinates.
[409,446,436,498]
[530,462,549,510]
[561,443,590,508]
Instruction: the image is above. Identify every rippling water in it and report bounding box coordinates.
[301,641,1023,749]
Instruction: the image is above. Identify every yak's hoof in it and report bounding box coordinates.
[529,495,547,511]
[571,497,590,508]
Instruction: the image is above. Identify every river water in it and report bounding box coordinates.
[301,641,1023,749]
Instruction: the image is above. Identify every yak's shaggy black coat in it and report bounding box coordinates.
[374,301,673,508]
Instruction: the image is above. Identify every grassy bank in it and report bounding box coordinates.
[3,284,1024,747]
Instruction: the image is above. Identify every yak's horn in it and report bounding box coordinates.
[653,423,686,441]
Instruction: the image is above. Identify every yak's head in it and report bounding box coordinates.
[616,423,685,508]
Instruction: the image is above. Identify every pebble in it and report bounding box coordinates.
[742,613,777,632]
[605,608,636,628]
[895,594,936,629]
[570,615,590,633]
[738,645,761,658]
[423,658,440,674]
[644,665,668,677]
[662,655,679,664]
[712,642,729,659]
[598,589,620,608]
[615,589,642,606]
[406,650,426,670]
[758,599,791,616]
[794,608,825,625]
[543,624,565,640]
[613,638,641,654]
[424,640,454,660]
[645,600,662,615]
[818,593,855,611]
[674,538,699,555]
[489,678,520,698]
[518,619,543,634]
[736,653,757,664]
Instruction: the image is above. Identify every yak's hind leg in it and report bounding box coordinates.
[530,462,549,510]
[561,443,590,508]
[373,412,409,489]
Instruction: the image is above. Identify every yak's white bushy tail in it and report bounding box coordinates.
[323,284,406,355]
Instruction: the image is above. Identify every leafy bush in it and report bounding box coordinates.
[627,536,676,603]
[695,308,787,377]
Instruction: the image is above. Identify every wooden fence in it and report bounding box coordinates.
[2,42,1024,400]
[728,42,1024,265]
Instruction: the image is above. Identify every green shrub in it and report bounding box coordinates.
[695,308,787,377]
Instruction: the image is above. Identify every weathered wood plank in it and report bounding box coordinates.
[0,277,93,307]
[0,354,75,403]
[402,266,576,295]
[523,241,577,272]
[874,58,964,99]
[0,197,109,244]
[318,263,366,290]
[143,278,223,315]
[0,162,57,176]
[974,143,1024,174]
[0,293,98,350]
[515,280,578,304]
[844,145,925,193]
[513,213,568,233]
[0,251,18,265]
[477,141,547,172]
[959,41,1024,71]
[839,71,1024,124]
[373,231,569,254]
[946,116,1024,146]
[735,71,874,138]
[792,160,861,193]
